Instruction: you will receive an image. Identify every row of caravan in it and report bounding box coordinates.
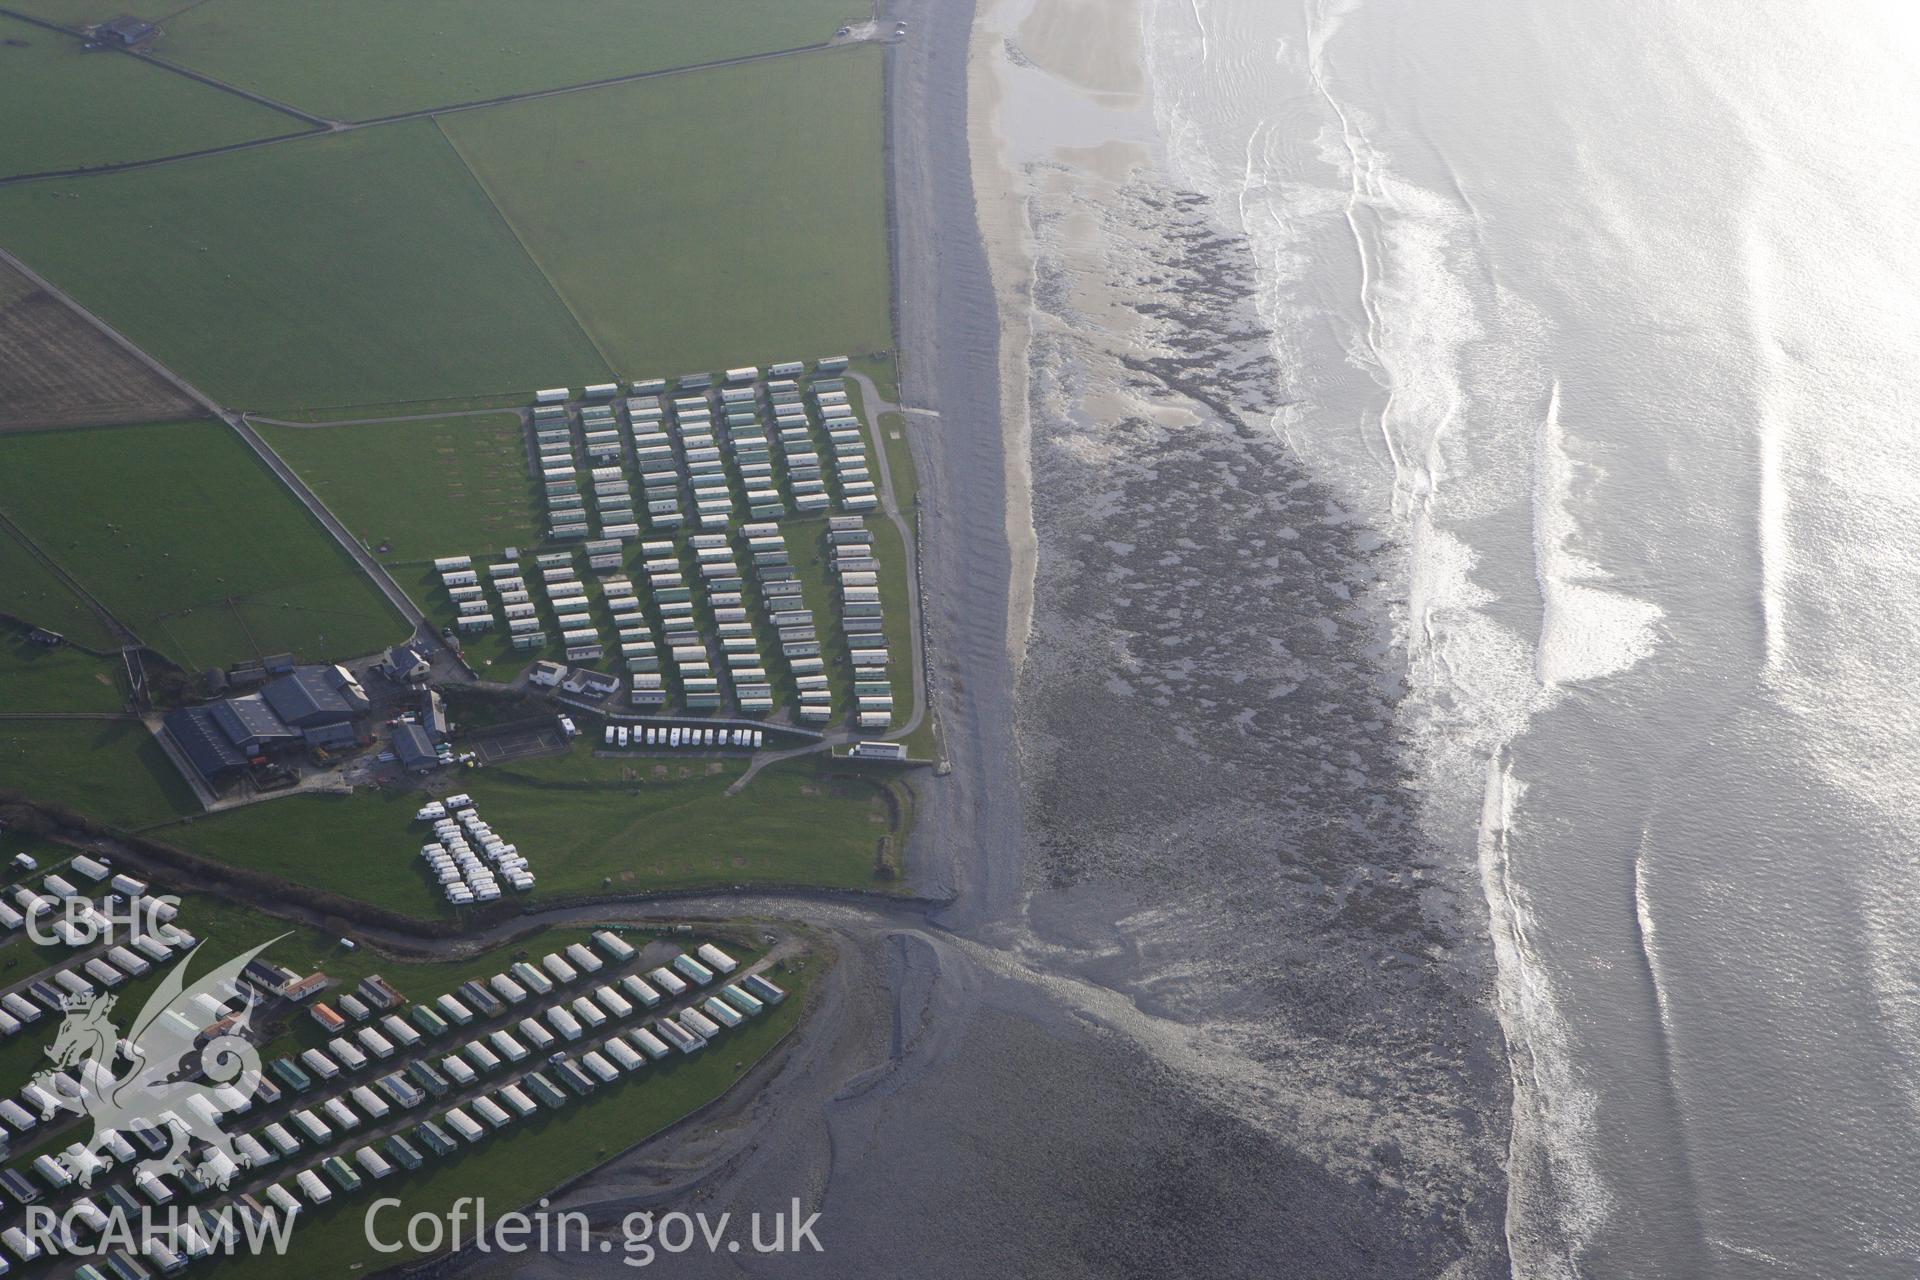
[602,724,763,750]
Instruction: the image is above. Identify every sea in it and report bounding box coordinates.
[1135,0,1920,1275]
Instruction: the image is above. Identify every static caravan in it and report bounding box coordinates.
[680,1007,723,1039]
[290,1110,333,1146]
[347,1086,390,1122]
[471,1096,511,1131]
[299,1048,340,1081]
[629,1027,672,1060]
[673,954,715,988]
[593,929,637,963]
[703,997,744,1029]
[295,1168,332,1206]
[594,985,634,1019]
[442,1107,485,1145]
[604,1038,644,1073]
[654,1018,702,1055]
[323,1097,361,1132]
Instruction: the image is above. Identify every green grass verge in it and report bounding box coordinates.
[261,413,538,561]
[0,15,302,179]
[0,122,607,410]
[0,421,407,668]
[160,754,896,919]
[0,719,198,827]
[149,0,860,120]
[438,46,890,379]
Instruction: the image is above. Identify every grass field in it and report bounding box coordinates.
[440,47,891,378]
[161,754,896,918]
[0,719,198,827]
[0,421,406,669]
[0,631,125,712]
[145,0,861,120]
[0,522,117,650]
[2,0,183,22]
[0,15,301,179]
[0,122,607,411]
[262,413,538,559]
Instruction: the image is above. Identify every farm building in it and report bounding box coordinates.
[393,724,439,774]
[209,694,300,755]
[261,666,370,745]
[85,16,157,47]
[163,664,375,788]
[383,642,433,683]
[419,688,449,740]
[160,707,252,784]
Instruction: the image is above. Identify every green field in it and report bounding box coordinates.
[0,523,117,650]
[2,1,183,22]
[440,47,891,377]
[161,754,897,918]
[144,0,860,120]
[0,630,124,712]
[0,421,406,668]
[0,122,606,410]
[262,413,539,558]
[0,15,301,179]
[0,719,198,826]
